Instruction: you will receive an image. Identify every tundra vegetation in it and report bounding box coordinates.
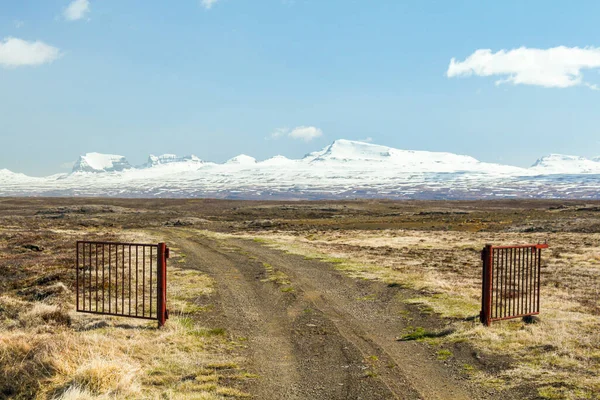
[1,198,599,399]
[0,206,253,399]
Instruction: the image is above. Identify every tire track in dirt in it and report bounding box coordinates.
[172,232,402,399]
[226,237,487,400]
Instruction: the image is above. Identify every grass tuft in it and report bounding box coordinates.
[68,357,140,395]
[436,349,453,361]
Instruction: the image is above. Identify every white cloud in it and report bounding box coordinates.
[586,83,600,91]
[360,137,373,143]
[270,127,288,139]
[201,0,220,9]
[447,46,600,89]
[64,0,90,21]
[288,126,323,141]
[0,37,61,68]
[268,126,324,141]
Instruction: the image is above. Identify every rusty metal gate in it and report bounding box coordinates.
[480,243,548,326]
[76,241,169,327]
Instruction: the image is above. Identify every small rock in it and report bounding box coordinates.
[523,315,541,324]
[34,274,61,286]
[23,244,44,252]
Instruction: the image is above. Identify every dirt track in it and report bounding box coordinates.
[171,230,505,400]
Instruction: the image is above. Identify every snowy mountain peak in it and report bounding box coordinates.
[0,169,19,179]
[0,168,32,178]
[531,154,600,174]
[306,140,486,172]
[146,154,202,167]
[0,168,28,183]
[261,155,293,165]
[532,154,587,166]
[226,154,257,164]
[72,153,131,173]
[306,140,392,162]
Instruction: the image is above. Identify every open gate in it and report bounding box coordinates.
[76,241,169,327]
[480,243,548,326]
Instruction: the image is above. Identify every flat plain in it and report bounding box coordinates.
[1,198,599,399]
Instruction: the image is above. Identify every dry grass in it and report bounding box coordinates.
[261,263,291,286]
[207,228,600,399]
[0,228,251,399]
[4,199,600,399]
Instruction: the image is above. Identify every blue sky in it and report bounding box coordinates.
[1,0,600,176]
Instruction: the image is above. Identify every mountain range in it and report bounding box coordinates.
[1,139,600,199]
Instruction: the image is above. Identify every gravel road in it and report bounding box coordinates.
[171,231,501,399]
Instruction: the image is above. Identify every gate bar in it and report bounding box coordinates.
[480,244,493,326]
[157,243,169,327]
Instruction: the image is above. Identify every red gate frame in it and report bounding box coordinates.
[480,243,548,326]
[76,241,169,327]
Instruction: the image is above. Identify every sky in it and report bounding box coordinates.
[1,0,600,176]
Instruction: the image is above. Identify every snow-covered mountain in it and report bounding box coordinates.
[72,153,132,173]
[1,140,600,199]
[306,140,525,174]
[145,154,202,167]
[262,155,294,166]
[226,155,257,165]
[530,154,600,174]
[0,169,37,183]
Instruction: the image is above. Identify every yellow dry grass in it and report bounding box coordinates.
[0,228,251,400]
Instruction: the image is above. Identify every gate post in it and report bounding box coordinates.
[157,243,169,328]
[480,244,493,326]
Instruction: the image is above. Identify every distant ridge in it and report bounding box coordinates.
[530,154,600,174]
[60,140,600,175]
[2,139,600,199]
[146,154,202,167]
